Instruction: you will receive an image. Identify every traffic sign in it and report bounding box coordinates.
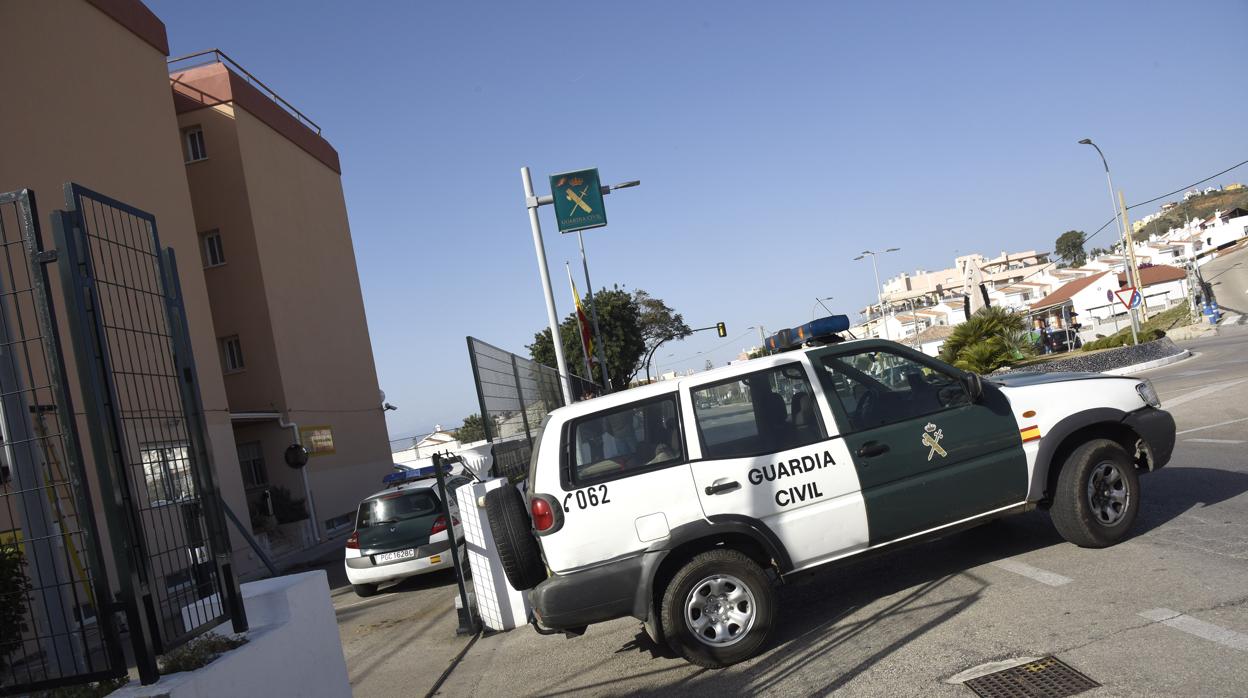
[550,168,606,233]
[1114,287,1142,310]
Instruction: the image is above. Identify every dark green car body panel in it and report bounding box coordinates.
[809,340,1028,546]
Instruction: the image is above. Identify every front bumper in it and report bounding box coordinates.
[529,552,658,631]
[1124,406,1176,470]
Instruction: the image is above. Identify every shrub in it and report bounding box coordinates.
[0,543,33,673]
[158,633,247,675]
[939,306,1033,373]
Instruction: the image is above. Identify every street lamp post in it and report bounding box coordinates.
[521,168,640,404]
[1078,139,1140,345]
[811,296,834,320]
[853,248,900,340]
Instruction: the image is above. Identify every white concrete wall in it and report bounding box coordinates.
[114,571,349,698]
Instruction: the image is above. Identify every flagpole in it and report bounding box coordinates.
[566,263,595,387]
[577,231,612,393]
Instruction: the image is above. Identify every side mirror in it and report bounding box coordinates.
[964,372,984,403]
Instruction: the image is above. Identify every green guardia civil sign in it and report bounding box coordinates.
[550,168,607,233]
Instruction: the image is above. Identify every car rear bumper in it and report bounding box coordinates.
[529,552,658,630]
[1124,406,1176,470]
[344,542,461,585]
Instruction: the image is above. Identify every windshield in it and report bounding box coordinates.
[355,490,439,529]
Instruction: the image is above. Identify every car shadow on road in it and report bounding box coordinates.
[1133,465,1248,535]
[608,462,1248,697]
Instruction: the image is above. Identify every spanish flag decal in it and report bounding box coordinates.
[1020,425,1041,443]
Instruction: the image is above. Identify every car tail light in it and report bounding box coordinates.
[531,497,554,532]
[346,531,359,549]
[431,515,448,535]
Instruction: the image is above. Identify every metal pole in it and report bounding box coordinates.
[758,325,768,355]
[522,167,573,404]
[1085,142,1139,345]
[433,452,478,635]
[869,253,890,340]
[577,231,612,392]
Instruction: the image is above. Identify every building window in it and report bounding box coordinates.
[220,335,244,373]
[201,230,225,267]
[183,127,207,162]
[237,441,267,489]
[141,443,194,506]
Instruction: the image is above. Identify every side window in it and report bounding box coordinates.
[818,349,969,431]
[570,396,683,484]
[692,363,825,460]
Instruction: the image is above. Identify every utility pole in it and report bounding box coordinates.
[1119,191,1145,331]
[1079,139,1139,345]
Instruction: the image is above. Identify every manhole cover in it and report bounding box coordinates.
[964,656,1100,698]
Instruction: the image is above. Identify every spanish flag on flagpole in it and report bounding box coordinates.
[566,264,596,376]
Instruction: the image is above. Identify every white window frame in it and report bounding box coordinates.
[220,335,245,373]
[184,126,207,163]
[201,230,225,268]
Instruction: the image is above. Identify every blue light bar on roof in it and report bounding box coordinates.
[766,314,850,352]
[383,462,450,487]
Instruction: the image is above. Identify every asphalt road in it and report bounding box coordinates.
[332,326,1248,697]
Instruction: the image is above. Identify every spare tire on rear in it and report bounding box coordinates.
[484,485,547,590]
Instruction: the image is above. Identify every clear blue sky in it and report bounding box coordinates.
[151,0,1248,441]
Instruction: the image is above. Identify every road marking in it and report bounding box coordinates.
[990,559,1072,587]
[1170,368,1218,377]
[1139,608,1248,652]
[334,594,392,612]
[1176,417,1248,436]
[1185,438,1246,444]
[1164,379,1248,409]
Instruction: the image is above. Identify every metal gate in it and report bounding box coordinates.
[50,184,244,683]
[0,190,125,693]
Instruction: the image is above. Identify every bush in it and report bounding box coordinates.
[269,486,308,524]
[158,633,247,675]
[939,306,1033,374]
[0,543,33,673]
[1082,302,1188,352]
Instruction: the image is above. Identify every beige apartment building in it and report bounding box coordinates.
[0,0,391,579]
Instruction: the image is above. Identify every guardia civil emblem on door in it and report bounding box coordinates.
[922,423,947,461]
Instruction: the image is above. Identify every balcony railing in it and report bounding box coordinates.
[168,49,322,135]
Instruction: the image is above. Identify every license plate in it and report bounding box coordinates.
[376,549,415,563]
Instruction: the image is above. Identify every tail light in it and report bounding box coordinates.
[531,497,554,532]
[431,515,458,535]
[346,531,359,549]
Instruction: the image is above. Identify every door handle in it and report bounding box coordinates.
[856,442,890,459]
[705,481,741,496]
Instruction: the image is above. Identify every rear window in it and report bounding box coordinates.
[355,490,439,529]
[569,395,684,485]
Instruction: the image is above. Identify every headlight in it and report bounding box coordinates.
[1136,380,1160,409]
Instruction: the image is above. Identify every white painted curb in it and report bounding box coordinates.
[1103,349,1191,376]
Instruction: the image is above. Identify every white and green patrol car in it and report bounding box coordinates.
[484,328,1175,668]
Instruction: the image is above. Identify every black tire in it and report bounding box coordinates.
[659,549,775,668]
[1050,438,1140,548]
[352,583,378,598]
[484,486,547,590]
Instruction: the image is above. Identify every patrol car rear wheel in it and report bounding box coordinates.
[484,485,547,590]
[1051,438,1140,548]
[660,549,774,668]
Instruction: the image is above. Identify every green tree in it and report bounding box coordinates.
[1055,230,1088,267]
[456,413,487,442]
[528,287,647,390]
[634,290,692,375]
[939,306,1032,374]
[0,544,33,672]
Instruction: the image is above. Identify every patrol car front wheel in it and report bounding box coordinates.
[659,549,775,668]
[1050,438,1140,548]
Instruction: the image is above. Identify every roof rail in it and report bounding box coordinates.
[168,48,322,135]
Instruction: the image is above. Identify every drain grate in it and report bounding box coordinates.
[964,656,1100,698]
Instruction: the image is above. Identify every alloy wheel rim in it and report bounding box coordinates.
[1087,461,1129,526]
[684,573,757,647]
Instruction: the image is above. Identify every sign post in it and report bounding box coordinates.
[550,169,607,233]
